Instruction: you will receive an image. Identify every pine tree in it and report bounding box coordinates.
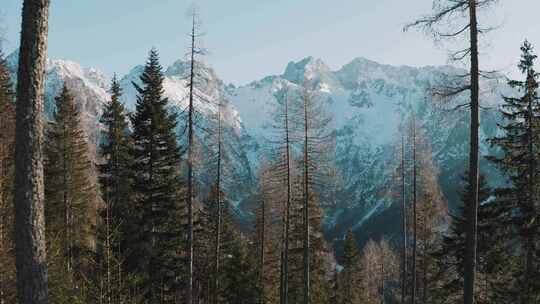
[431,174,508,303]
[337,229,363,304]
[0,49,17,304]
[488,40,540,303]
[44,85,98,303]
[129,49,183,304]
[13,1,51,303]
[97,75,133,304]
[220,236,259,304]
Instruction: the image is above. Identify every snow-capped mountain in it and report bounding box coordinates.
[6,50,109,157]
[5,51,509,241]
[227,56,507,239]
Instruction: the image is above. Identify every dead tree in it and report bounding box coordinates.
[185,10,205,304]
[400,135,407,304]
[411,115,418,304]
[405,1,498,303]
[212,99,223,304]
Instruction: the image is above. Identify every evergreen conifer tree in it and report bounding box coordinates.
[432,174,509,304]
[97,75,133,304]
[488,40,540,303]
[44,85,97,303]
[220,236,259,304]
[129,49,183,304]
[337,229,363,304]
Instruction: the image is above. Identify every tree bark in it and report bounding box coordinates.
[13,1,50,304]
[463,1,480,304]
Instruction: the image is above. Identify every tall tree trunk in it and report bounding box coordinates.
[411,116,417,304]
[105,193,112,304]
[187,13,196,304]
[421,215,427,304]
[464,1,480,304]
[282,95,291,304]
[401,136,407,304]
[302,88,310,304]
[381,253,385,304]
[522,72,535,304]
[0,215,4,304]
[14,1,50,304]
[213,104,222,304]
[259,191,265,304]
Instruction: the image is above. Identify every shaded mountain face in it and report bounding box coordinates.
[5,51,509,241]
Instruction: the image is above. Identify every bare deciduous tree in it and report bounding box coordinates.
[405,1,498,303]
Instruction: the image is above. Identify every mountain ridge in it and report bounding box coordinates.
[5,50,509,241]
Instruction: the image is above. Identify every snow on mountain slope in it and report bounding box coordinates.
[6,50,109,156]
[227,56,508,238]
[120,59,242,131]
[119,59,255,208]
[5,50,510,239]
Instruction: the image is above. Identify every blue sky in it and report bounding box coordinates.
[2,1,540,84]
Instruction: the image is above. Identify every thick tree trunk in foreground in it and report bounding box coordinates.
[14,1,51,304]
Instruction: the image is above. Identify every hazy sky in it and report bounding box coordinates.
[2,1,540,85]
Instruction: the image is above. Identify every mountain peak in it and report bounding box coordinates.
[282,56,331,84]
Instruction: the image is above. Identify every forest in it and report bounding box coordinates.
[1,0,540,304]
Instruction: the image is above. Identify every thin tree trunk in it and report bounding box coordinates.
[464,1,480,304]
[213,104,222,304]
[187,13,196,304]
[411,116,417,304]
[259,182,266,304]
[282,94,291,304]
[381,253,385,304]
[422,214,427,304]
[105,192,112,304]
[302,88,310,304]
[523,72,535,304]
[401,135,407,304]
[14,1,50,303]
[0,212,4,304]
